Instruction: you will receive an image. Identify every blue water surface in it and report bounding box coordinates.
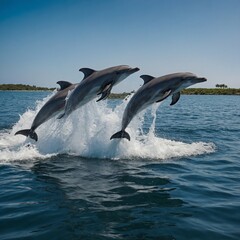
[0,91,239,240]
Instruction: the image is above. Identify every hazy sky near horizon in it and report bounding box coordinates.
[1,0,240,92]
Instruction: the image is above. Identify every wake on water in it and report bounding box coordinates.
[0,92,215,162]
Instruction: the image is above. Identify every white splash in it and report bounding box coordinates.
[0,92,215,162]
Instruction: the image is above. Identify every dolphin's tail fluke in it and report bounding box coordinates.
[110,130,130,141]
[15,129,38,141]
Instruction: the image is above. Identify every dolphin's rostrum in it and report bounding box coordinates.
[58,65,140,119]
[110,72,207,141]
[15,81,78,141]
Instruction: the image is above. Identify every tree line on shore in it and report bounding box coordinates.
[0,84,239,97]
[215,84,228,88]
[108,88,240,98]
[0,84,54,91]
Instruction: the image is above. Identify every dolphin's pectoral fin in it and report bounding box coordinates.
[97,83,112,102]
[140,75,155,85]
[170,92,181,106]
[156,90,172,103]
[15,129,38,141]
[110,130,130,141]
[79,68,96,80]
[57,113,65,119]
[57,81,73,91]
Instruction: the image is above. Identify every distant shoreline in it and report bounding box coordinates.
[109,88,240,99]
[0,84,239,98]
[0,84,55,91]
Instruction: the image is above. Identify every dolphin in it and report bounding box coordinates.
[110,72,207,141]
[15,81,78,141]
[58,65,140,119]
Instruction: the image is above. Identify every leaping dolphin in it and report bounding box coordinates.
[110,72,207,141]
[15,81,78,141]
[58,65,140,119]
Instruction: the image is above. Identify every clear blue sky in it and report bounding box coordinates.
[1,0,240,92]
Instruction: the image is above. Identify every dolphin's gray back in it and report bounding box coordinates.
[31,84,77,130]
[156,72,196,81]
[63,77,102,115]
[121,72,196,130]
[121,87,154,130]
[81,65,130,81]
[63,65,134,116]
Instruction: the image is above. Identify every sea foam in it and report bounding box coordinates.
[0,92,215,162]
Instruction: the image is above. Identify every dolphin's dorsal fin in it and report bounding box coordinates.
[170,92,181,106]
[79,68,96,79]
[140,75,155,85]
[56,81,72,90]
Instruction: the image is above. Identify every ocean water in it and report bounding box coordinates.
[0,91,239,240]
